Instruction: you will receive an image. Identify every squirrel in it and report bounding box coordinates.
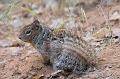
[19,20,97,76]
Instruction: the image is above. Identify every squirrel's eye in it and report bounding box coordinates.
[25,30,31,35]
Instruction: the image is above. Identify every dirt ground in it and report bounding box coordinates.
[0,0,120,79]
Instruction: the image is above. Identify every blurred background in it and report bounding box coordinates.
[0,0,120,79]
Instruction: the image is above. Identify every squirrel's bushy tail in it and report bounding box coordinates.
[52,27,98,66]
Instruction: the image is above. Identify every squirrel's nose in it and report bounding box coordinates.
[18,35,22,40]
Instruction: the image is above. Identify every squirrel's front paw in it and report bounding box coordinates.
[47,70,64,79]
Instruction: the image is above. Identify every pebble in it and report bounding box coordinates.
[11,18,23,28]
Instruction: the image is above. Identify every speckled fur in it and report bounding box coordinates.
[19,20,96,75]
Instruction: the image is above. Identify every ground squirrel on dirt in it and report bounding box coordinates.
[19,20,97,75]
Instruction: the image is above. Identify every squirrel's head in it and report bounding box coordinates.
[19,20,43,43]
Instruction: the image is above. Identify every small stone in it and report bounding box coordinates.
[110,11,120,21]
[112,28,120,38]
[11,18,23,28]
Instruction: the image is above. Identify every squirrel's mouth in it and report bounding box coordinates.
[18,35,29,42]
[18,35,22,40]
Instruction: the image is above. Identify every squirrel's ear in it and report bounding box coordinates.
[33,20,40,30]
[33,20,40,27]
[33,20,40,25]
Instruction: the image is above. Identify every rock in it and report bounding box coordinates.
[11,18,23,28]
[110,11,120,21]
[112,28,120,38]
